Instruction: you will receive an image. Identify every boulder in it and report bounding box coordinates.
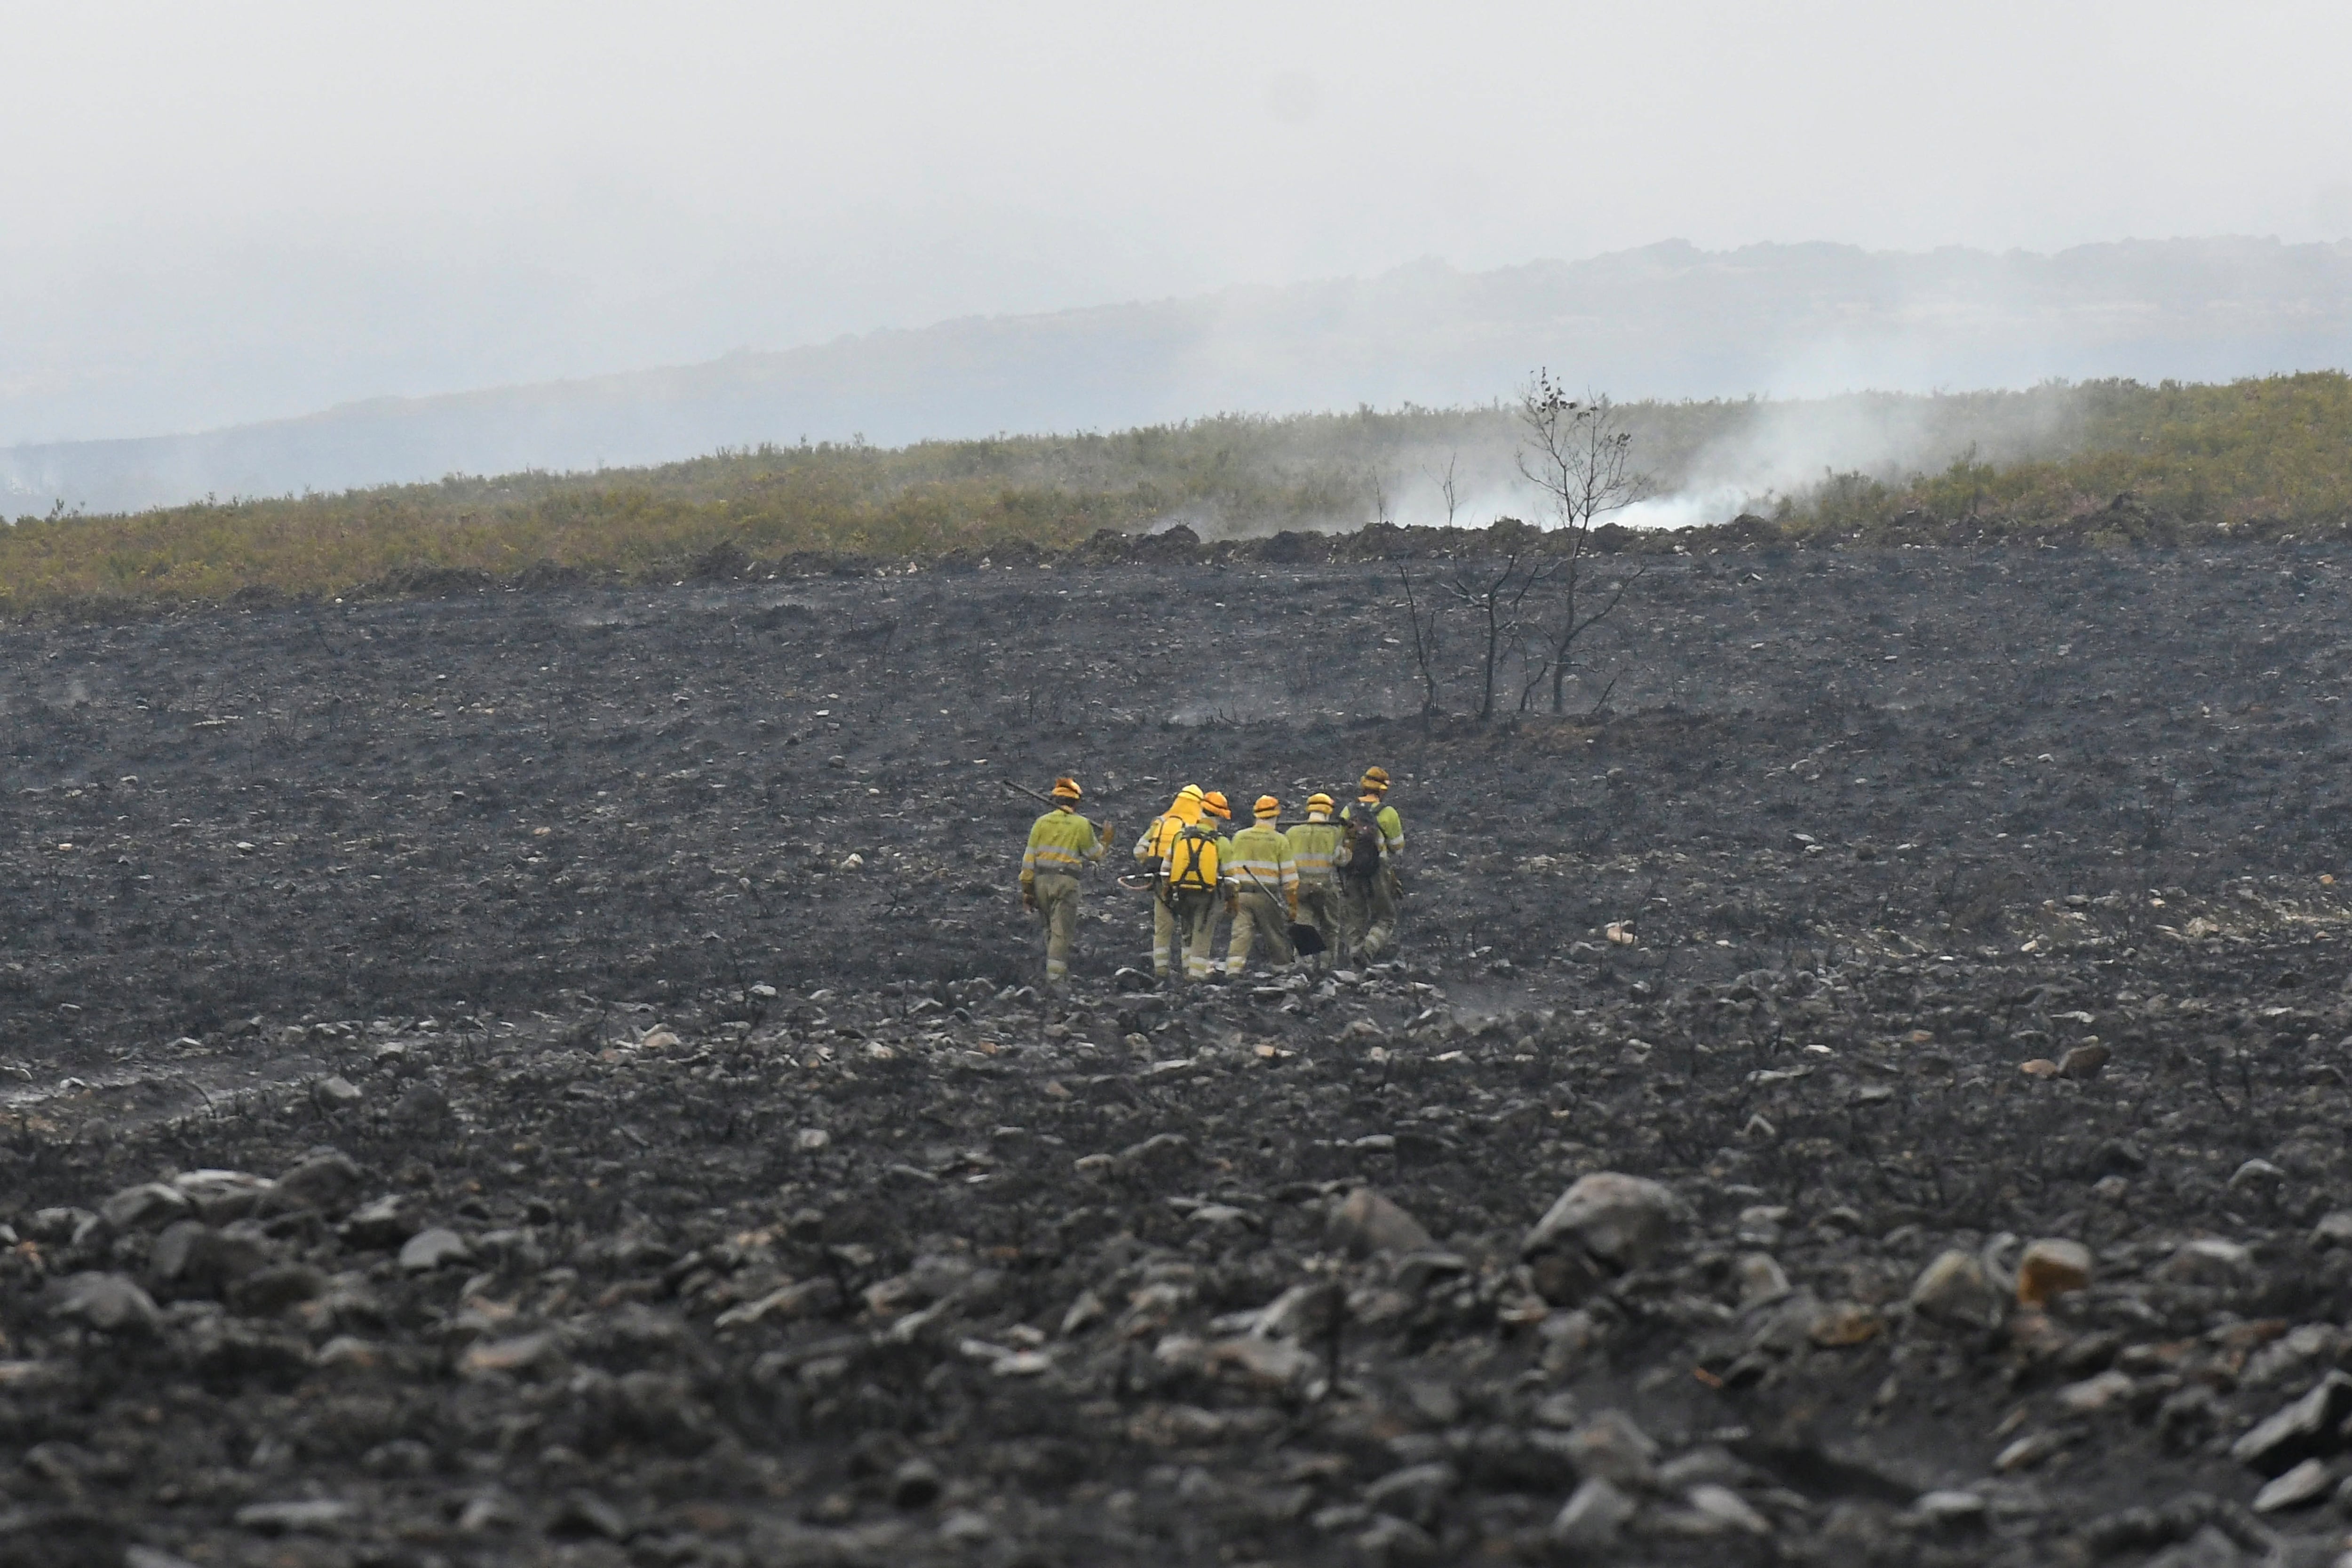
[273,1151,364,1217]
[50,1273,161,1334]
[99,1182,192,1231]
[1327,1187,1433,1258]
[1909,1249,2005,1329]
[2232,1371,2352,1476]
[1523,1172,1687,1302]
[2016,1238,2093,1306]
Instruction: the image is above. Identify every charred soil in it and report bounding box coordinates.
[4,545,2352,1565]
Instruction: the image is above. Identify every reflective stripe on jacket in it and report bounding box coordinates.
[1285,821,1343,885]
[1023,810,1105,883]
[1225,824,1297,899]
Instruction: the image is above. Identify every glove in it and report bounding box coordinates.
[1021,887,1037,913]
[1288,902,1300,922]
[1224,895,1238,918]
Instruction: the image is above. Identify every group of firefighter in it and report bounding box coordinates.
[1017,767,1405,987]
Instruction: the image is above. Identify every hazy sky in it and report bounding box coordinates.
[8,1,2352,445]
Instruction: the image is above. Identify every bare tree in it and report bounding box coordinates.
[1396,561,1445,717]
[1446,551,1552,721]
[1515,373,1648,714]
[1427,452,1463,528]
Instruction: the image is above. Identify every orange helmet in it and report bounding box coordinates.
[1201,790,1231,820]
[1253,795,1280,819]
[1051,776,1082,801]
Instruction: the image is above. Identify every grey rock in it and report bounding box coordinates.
[548,1492,630,1541]
[2310,1211,2352,1249]
[1909,1249,2005,1329]
[1524,1172,1687,1273]
[151,1220,270,1291]
[274,1150,364,1216]
[1680,1483,1772,1536]
[1327,1186,1433,1257]
[1913,1490,1989,1531]
[1563,1409,1657,1487]
[891,1457,944,1509]
[2232,1371,2352,1476]
[227,1262,328,1315]
[2227,1159,2285,1197]
[234,1498,353,1533]
[1551,1477,1638,1552]
[2158,1238,2254,1286]
[99,1181,193,1231]
[1361,1461,1457,1526]
[2252,1457,2334,1512]
[50,1272,162,1334]
[399,1226,473,1274]
[1735,1252,1792,1306]
[310,1074,364,1108]
[339,1194,421,1250]
[1253,1280,1344,1340]
[171,1169,274,1225]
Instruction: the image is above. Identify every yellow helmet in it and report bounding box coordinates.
[1253,794,1280,819]
[1359,766,1390,795]
[1305,792,1335,817]
[1201,790,1231,820]
[1051,776,1082,801]
[1176,783,1203,804]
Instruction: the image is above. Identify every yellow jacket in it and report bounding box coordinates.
[1135,794,1204,871]
[1226,823,1298,907]
[1284,820,1344,886]
[1021,809,1106,885]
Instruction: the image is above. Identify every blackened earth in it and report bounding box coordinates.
[4,544,2352,1565]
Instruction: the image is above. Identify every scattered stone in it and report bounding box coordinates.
[1523,1172,1687,1303]
[2057,1369,2137,1416]
[273,1151,364,1216]
[49,1272,161,1334]
[1562,1410,1657,1488]
[1682,1483,1772,1536]
[2231,1371,2352,1476]
[338,1194,421,1250]
[1327,1186,1433,1258]
[1551,1477,1638,1552]
[1909,1249,2004,1329]
[2059,1042,2111,1080]
[310,1074,363,1108]
[2015,1238,2093,1306]
[100,1181,193,1231]
[2310,1211,2352,1248]
[2019,1058,2060,1079]
[1913,1490,1988,1531]
[398,1227,473,1274]
[234,1498,353,1534]
[2251,1457,2333,1513]
[1735,1252,1792,1307]
[2159,1239,2254,1286]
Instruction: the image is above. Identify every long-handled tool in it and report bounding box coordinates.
[1234,866,1325,958]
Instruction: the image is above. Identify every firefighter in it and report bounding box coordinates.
[1019,776,1110,987]
[1134,784,1204,979]
[1161,791,1229,983]
[1224,795,1299,976]
[1338,766,1405,959]
[1194,790,1237,978]
[1283,792,1344,967]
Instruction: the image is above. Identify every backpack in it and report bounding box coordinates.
[1166,824,1222,891]
[1341,808,1383,880]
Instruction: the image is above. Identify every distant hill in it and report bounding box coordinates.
[7,236,2351,516]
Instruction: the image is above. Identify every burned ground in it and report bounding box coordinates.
[4,543,2352,1566]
